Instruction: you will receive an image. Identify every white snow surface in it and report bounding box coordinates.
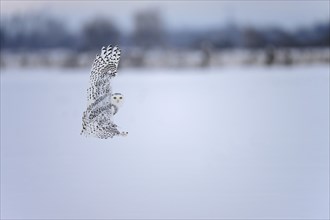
[1,66,329,219]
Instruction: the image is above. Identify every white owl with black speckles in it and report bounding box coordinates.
[81,45,128,139]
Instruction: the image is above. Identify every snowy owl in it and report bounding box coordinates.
[81,45,127,139]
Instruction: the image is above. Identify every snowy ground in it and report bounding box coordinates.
[1,66,329,219]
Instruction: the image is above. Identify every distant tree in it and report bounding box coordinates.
[61,53,80,68]
[0,26,5,50]
[133,9,165,49]
[265,46,276,65]
[283,49,293,65]
[29,18,73,49]
[242,27,266,48]
[0,55,5,68]
[264,28,295,47]
[127,49,145,67]
[200,41,212,67]
[294,22,330,47]
[1,14,74,50]
[314,23,330,46]
[81,18,120,51]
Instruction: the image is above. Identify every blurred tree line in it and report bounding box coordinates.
[0,10,329,52]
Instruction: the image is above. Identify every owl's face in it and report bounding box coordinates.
[111,93,124,107]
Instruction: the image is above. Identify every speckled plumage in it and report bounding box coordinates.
[81,45,126,139]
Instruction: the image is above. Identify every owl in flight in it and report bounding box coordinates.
[81,45,127,139]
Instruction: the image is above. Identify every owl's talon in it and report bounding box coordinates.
[120,131,128,136]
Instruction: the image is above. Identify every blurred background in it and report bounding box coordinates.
[0,0,329,68]
[1,1,329,219]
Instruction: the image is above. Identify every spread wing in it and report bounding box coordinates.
[88,45,121,103]
[81,45,121,139]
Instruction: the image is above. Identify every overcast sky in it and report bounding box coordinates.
[1,1,329,31]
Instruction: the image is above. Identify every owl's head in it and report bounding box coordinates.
[111,93,124,107]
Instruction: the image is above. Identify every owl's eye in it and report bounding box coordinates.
[113,97,117,99]
[119,97,122,99]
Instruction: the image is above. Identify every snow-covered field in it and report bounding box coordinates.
[1,66,329,219]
